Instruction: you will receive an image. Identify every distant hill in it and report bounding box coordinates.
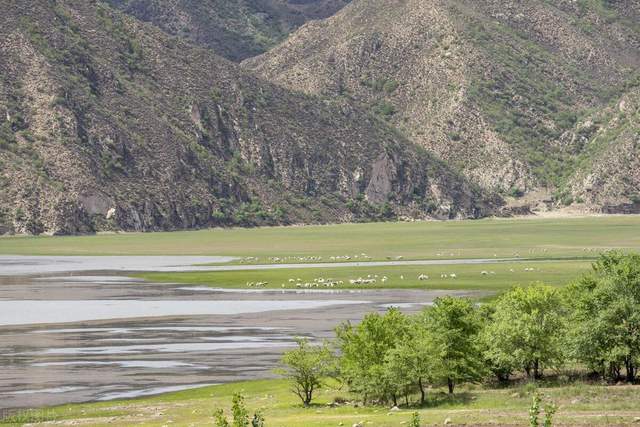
[0,0,492,235]
[246,0,640,210]
[104,0,351,61]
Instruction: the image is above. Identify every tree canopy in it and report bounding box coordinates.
[483,285,566,380]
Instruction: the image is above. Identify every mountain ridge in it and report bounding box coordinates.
[1,0,639,235]
[0,0,494,235]
[246,0,640,209]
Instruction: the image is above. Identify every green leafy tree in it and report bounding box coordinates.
[567,252,640,382]
[335,308,411,404]
[383,318,433,405]
[278,338,334,406]
[478,303,515,382]
[384,343,419,406]
[483,285,566,379]
[420,297,485,394]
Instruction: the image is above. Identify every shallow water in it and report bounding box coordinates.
[0,299,365,325]
[0,255,518,276]
[0,255,236,275]
[0,256,483,410]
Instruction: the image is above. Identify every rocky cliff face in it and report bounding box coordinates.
[0,0,494,235]
[246,0,640,203]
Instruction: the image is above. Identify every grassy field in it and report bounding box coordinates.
[137,260,592,292]
[4,378,640,426]
[1,216,640,261]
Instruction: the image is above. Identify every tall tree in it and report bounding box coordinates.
[335,308,410,404]
[420,297,485,394]
[567,252,640,382]
[384,319,433,405]
[483,285,566,379]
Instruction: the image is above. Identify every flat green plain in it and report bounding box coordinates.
[1,216,640,261]
[137,260,591,291]
[6,379,640,426]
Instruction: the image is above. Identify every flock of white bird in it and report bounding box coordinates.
[235,247,596,289]
[243,266,543,289]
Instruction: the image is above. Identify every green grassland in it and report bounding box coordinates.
[1,216,640,261]
[137,260,591,292]
[5,379,640,426]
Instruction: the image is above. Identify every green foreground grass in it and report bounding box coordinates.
[137,260,591,292]
[2,216,640,261]
[5,378,640,426]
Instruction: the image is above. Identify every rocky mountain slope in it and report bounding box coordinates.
[2,0,638,235]
[0,0,493,235]
[104,0,351,61]
[568,86,640,211]
[246,0,640,208]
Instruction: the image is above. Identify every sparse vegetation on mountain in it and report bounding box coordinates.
[247,0,640,211]
[2,0,639,234]
[0,0,492,235]
[104,0,351,61]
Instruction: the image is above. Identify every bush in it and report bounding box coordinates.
[508,187,525,198]
[383,79,399,94]
[277,338,334,406]
[214,393,264,427]
[374,101,396,117]
[409,411,421,427]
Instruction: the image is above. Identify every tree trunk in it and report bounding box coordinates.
[533,359,541,380]
[610,363,622,381]
[626,359,636,383]
[447,378,454,394]
[392,393,397,407]
[304,385,313,406]
[418,378,426,405]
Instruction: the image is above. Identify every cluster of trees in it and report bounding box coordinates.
[279,252,640,406]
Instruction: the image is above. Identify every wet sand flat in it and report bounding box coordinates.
[0,256,484,410]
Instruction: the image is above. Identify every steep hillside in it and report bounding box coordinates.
[104,0,351,61]
[0,0,493,235]
[567,86,640,212]
[246,0,640,204]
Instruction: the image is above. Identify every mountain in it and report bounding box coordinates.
[246,0,640,209]
[568,86,640,211]
[2,0,639,235]
[0,0,493,235]
[104,0,351,61]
